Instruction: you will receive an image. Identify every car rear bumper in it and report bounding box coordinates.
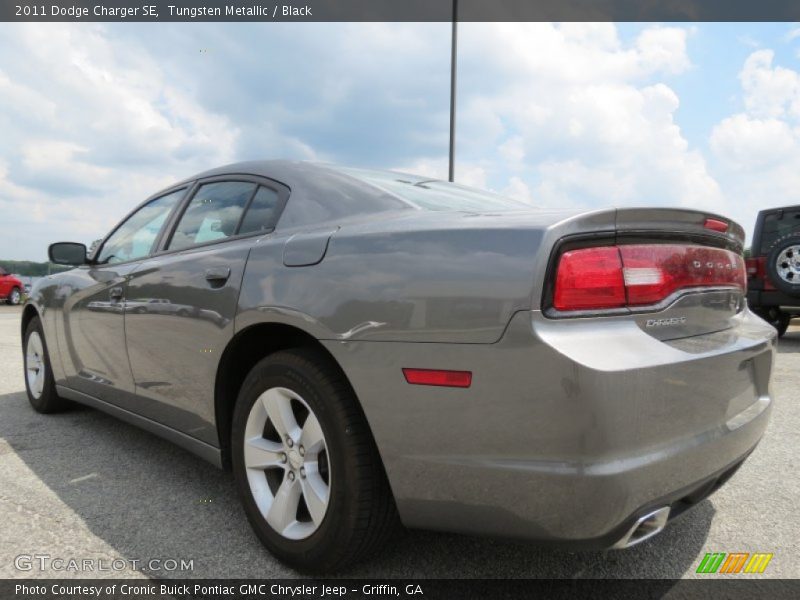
[324,308,775,546]
[748,289,800,313]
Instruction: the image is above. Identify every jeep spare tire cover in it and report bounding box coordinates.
[767,231,800,295]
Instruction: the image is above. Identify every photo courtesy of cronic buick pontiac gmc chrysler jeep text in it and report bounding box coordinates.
[22,161,775,572]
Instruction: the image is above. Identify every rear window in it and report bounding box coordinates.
[339,167,533,212]
[760,210,800,254]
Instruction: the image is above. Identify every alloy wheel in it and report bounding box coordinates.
[243,386,331,540]
[775,245,800,284]
[26,331,45,399]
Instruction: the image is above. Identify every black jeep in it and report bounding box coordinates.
[747,205,800,336]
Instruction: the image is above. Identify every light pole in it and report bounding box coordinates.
[448,0,458,182]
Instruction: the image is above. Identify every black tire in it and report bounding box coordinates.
[231,348,399,573]
[754,307,791,337]
[776,314,792,337]
[23,316,70,413]
[766,232,800,296]
[7,287,21,305]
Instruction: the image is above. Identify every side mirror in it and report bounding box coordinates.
[48,242,88,266]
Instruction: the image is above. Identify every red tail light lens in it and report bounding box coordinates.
[553,247,626,311]
[745,257,759,278]
[553,244,745,312]
[620,245,745,305]
[746,257,771,287]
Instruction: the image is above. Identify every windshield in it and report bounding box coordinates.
[338,167,534,212]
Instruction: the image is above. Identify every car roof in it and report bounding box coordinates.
[182,160,430,187]
[168,160,417,229]
[758,205,800,215]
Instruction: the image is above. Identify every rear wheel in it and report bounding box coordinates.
[23,317,69,413]
[231,348,398,572]
[754,307,791,338]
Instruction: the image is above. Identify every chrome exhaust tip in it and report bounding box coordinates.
[611,506,670,549]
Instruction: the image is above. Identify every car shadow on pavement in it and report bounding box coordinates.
[777,329,800,352]
[1,390,712,580]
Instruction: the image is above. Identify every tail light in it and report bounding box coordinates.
[553,244,745,312]
[745,257,760,278]
[746,256,772,289]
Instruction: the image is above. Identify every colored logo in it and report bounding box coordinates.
[696,552,773,574]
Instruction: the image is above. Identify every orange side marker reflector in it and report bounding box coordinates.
[402,368,472,388]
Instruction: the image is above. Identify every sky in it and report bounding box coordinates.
[1,22,800,261]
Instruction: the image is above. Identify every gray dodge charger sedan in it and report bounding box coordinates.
[23,160,775,571]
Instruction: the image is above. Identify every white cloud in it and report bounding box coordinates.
[501,176,535,203]
[738,34,760,48]
[739,49,800,120]
[455,23,724,216]
[709,49,800,241]
[710,115,795,169]
[0,22,452,259]
[0,21,787,260]
[0,23,247,258]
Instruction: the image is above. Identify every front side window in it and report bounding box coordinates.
[168,182,257,251]
[97,189,184,265]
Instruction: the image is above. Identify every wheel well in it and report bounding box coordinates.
[21,304,39,338]
[214,322,347,469]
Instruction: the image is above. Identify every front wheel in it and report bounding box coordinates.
[231,348,398,572]
[8,287,21,305]
[23,316,70,413]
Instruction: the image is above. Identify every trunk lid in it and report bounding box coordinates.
[614,207,745,252]
[616,208,746,341]
[544,207,747,341]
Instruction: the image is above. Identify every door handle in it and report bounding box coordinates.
[204,267,231,285]
[109,286,124,301]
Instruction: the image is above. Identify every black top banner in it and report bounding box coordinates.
[4,0,800,22]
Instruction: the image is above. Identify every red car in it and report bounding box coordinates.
[0,267,23,305]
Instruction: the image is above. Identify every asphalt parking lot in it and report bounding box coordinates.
[1,303,798,580]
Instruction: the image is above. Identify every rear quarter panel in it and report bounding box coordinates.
[236,209,614,343]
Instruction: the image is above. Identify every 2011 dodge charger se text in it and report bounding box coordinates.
[22,161,775,572]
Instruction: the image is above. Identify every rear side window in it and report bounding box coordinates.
[760,210,800,254]
[238,187,281,234]
[168,182,257,251]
